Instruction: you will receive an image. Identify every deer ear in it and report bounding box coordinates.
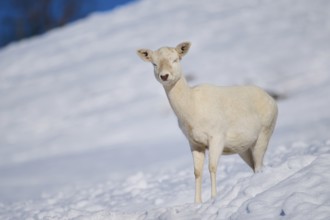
[176,42,191,58]
[137,49,153,62]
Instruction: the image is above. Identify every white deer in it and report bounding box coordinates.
[137,42,278,203]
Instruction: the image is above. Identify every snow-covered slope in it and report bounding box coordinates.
[1,0,330,219]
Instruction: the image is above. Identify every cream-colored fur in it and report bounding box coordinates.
[137,42,278,203]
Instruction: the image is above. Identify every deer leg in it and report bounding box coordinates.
[239,148,254,171]
[252,128,273,173]
[208,138,224,199]
[191,146,205,203]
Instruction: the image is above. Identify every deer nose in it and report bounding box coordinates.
[160,74,169,81]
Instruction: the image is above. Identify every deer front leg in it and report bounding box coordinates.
[191,145,205,203]
[208,138,224,199]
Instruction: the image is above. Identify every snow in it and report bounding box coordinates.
[0,0,330,219]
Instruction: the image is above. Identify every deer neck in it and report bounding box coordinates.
[164,76,192,120]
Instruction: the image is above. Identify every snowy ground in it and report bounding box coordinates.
[1,0,330,219]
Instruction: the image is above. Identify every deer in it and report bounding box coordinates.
[137,42,278,203]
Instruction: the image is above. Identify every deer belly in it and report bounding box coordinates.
[224,129,259,154]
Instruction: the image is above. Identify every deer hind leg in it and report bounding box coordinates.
[239,148,254,171]
[251,125,275,173]
[191,144,205,203]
